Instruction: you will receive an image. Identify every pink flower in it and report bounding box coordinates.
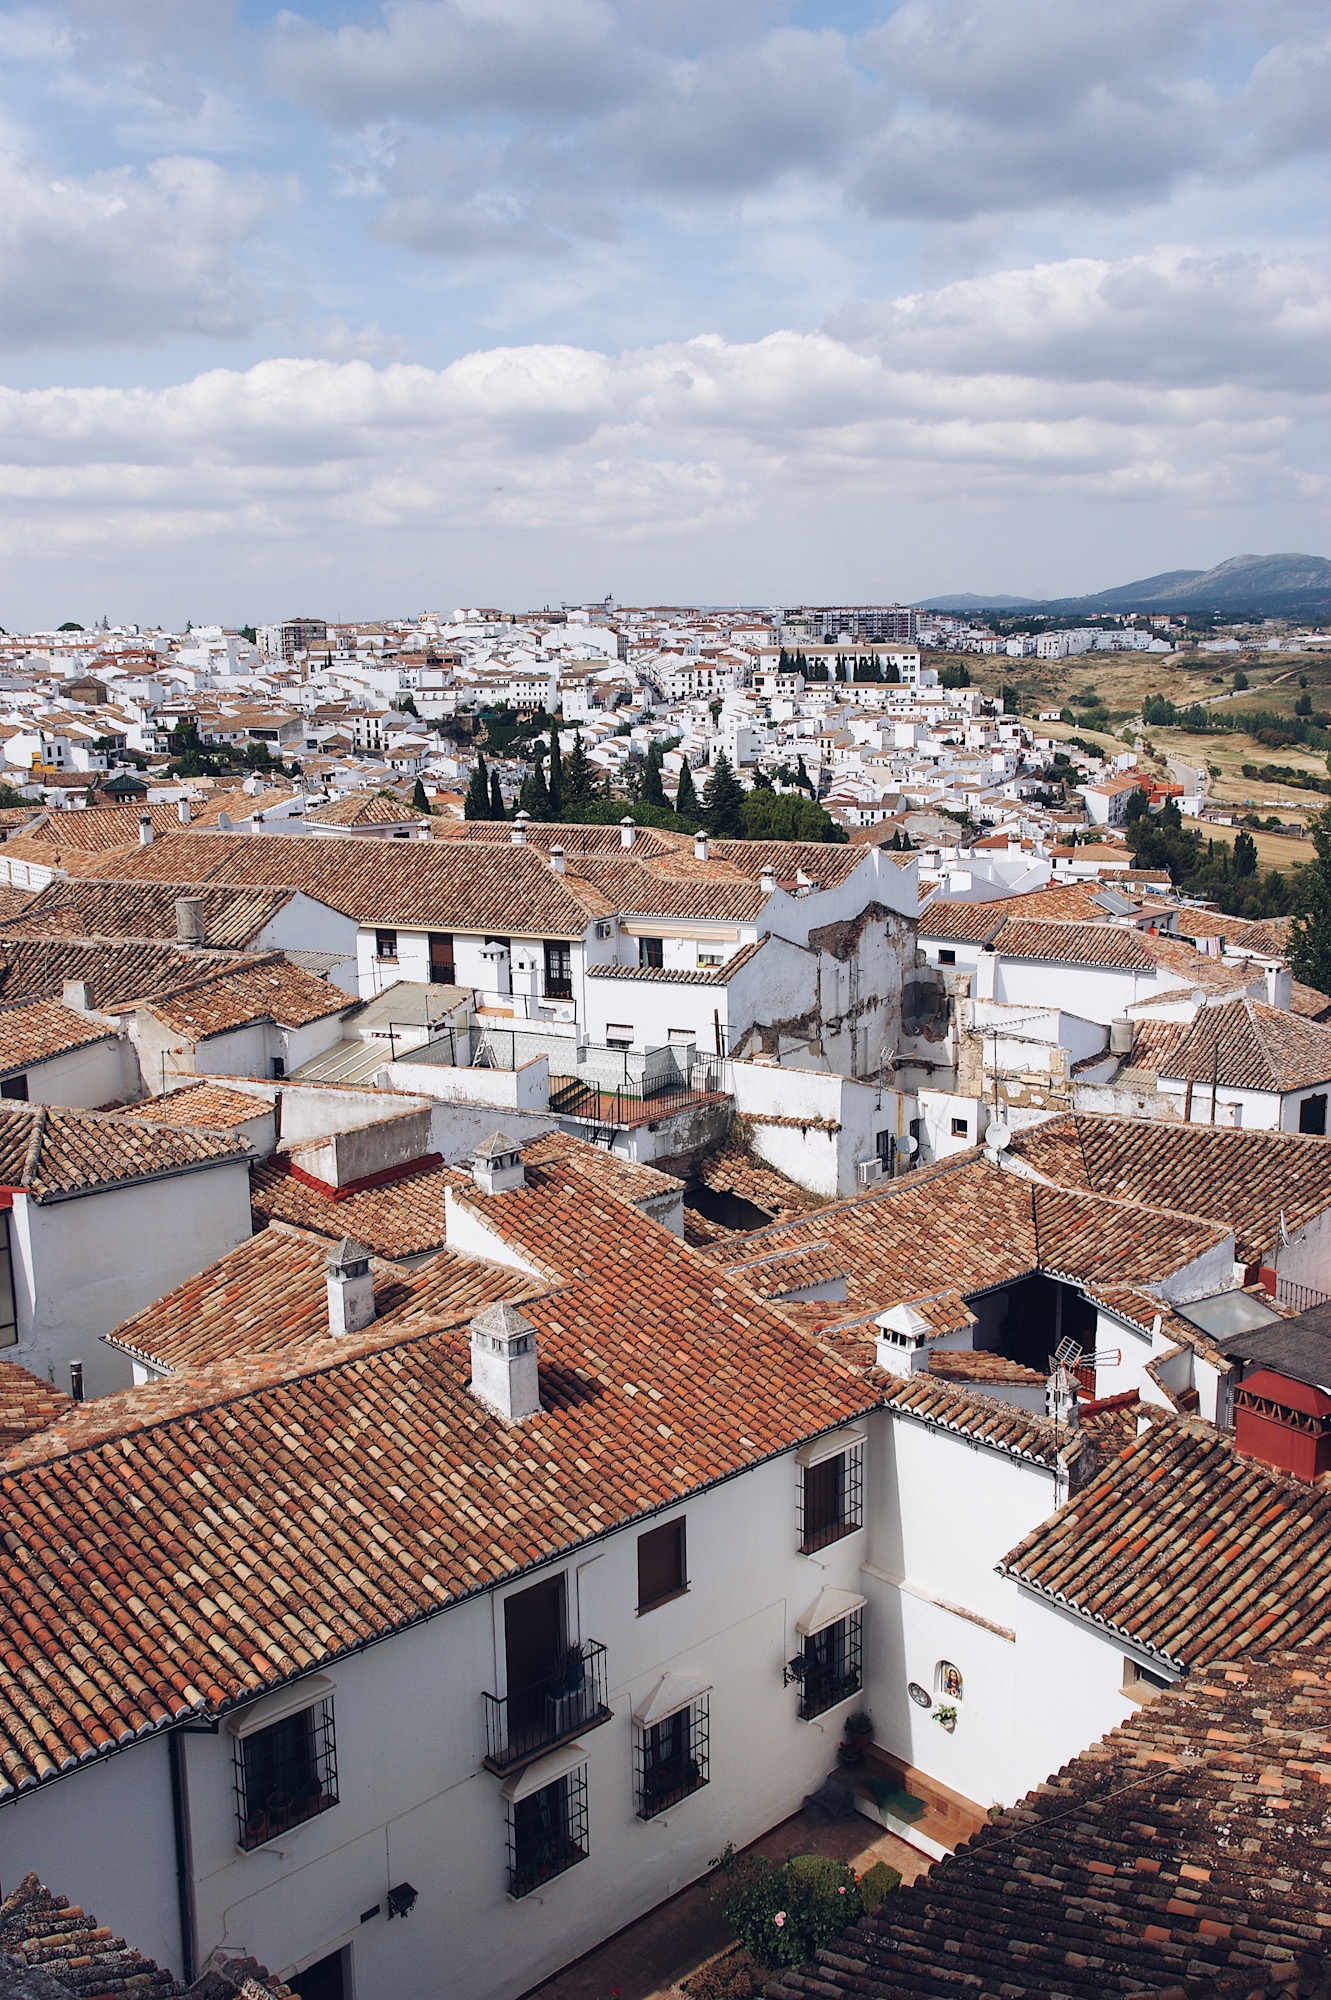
[838,1886,846,1894]
[774,1912,786,1929]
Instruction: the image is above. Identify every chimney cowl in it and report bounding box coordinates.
[549,845,566,875]
[693,831,709,862]
[620,816,636,850]
[759,863,777,893]
[176,796,191,825]
[472,1131,526,1195]
[469,1301,541,1423]
[138,813,153,846]
[326,1236,375,1338]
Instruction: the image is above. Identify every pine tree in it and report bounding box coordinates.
[1290,807,1331,992]
[642,742,666,808]
[489,769,505,819]
[518,753,551,820]
[701,751,745,838]
[795,754,814,796]
[675,759,699,817]
[546,720,564,817]
[411,778,431,815]
[464,751,490,820]
[563,732,595,809]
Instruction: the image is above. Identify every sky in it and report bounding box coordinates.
[0,0,1327,626]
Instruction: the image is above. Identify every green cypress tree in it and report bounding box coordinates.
[489,768,505,819]
[464,751,489,820]
[563,731,595,808]
[546,720,564,816]
[411,778,431,815]
[675,759,699,817]
[701,750,745,838]
[642,742,666,807]
[1290,807,1331,992]
[518,753,551,820]
[1232,830,1258,877]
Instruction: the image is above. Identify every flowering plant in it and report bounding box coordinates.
[711,1847,865,1968]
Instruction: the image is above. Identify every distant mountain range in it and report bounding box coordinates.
[918,553,1331,619]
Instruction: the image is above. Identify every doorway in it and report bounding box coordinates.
[505,1574,565,1735]
[290,1947,347,2000]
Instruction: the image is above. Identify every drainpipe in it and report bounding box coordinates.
[168,1729,198,1984]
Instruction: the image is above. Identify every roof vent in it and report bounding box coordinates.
[469,1301,540,1424]
[138,813,153,847]
[759,863,777,895]
[549,845,566,875]
[175,896,206,947]
[694,831,709,862]
[176,796,191,825]
[326,1238,375,1338]
[511,812,529,846]
[620,815,636,850]
[472,1131,526,1196]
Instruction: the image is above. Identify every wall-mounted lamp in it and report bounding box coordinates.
[387,1882,418,1920]
[782,1655,808,1688]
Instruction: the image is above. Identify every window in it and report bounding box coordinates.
[639,936,664,970]
[374,929,398,961]
[0,1212,17,1348]
[429,933,455,985]
[951,1116,968,1137]
[697,950,723,968]
[1300,1094,1327,1136]
[1122,1657,1172,1702]
[797,1612,862,1721]
[543,941,573,1000]
[233,1697,338,1849]
[938,948,956,967]
[506,1765,588,1898]
[270,1057,285,1081]
[637,1518,687,1611]
[607,1024,634,1051]
[798,1436,864,1553]
[0,1075,27,1101]
[635,1695,709,1819]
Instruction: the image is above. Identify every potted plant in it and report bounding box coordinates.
[244,1808,269,1847]
[844,1710,873,1748]
[836,1739,862,1768]
[264,1788,293,1833]
[933,1703,958,1734]
[545,1642,588,1732]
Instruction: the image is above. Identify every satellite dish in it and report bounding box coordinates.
[900,1133,918,1155]
[986,1119,1011,1151]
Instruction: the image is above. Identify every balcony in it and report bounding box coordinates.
[483,1639,612,1774]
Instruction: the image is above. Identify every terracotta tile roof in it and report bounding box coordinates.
[1152,997,1331,1093]
[1007,1113,1331,1264]
[768,1647,1331,2000]
[0,1367,73,1451]
[81,828,614,936]
[1140,932,1257,995]
[103,1222,530,1376]
[717,1157,1229,1324]
[0,934,250,1012]
[690,1141,825,1229]
[929,1348,1044,1385]
[0,1146,873,1797]
[919,883,1115,942]
[13,802,184,854]
[996,919,1155,969]
[568,855,767,923]
[130,1082,271,1131]
[1172,908,1294,955]
[708,839,866,889]
[119,953,350,1038]
[0,1102,247,1203]
[585,939,768,985]
[1000,1416,1331,1668]
[883,1372,1073,1468]
[0,885,35,924]
[251,1150,456,1256]
[1290,977,1331,1023]
[0,999,115,1077]
[432,819,683,861]
[0,1871,179,1998]
[12,878,298,949]
[304,790,423,826]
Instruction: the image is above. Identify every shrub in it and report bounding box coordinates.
[858,1860,902,1912]
[715,1848,865,1969]
[686,1950,761,2000]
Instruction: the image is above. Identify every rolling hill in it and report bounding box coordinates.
[918,553,1331,619]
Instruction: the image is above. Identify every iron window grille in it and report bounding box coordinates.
[797,1612,862,1722]
[507,1766,589,1898]
[483,1638,611,1774]
[233,1699,338,1850]
[635,1696,709,1820]
[798,1441,864,1553]
[543,941,574,1000]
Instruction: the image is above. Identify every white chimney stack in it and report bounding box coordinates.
[694,831,709,862]
[549,845,566,875]
[175,895,206,947]
[61,979,94,1015]
[511,812,529,846]
[620,815,636,850]
[176,796,191,825]
[138,814,153,846]
[472,1132,526,1196]
[1265,963,1292,1010]
[470,1302,541,1423]
[759,863,777,895]
[326,1238,375,1338]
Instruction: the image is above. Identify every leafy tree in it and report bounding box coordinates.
[1296,693,1313,716]
[464,751,490,820]
[883,658,901,683]
[709,697,723,724]
[411,778,431,815]
[489,768,505,818]
[546,720,564,816]
[1233,670,1249,690]
[939,662,971,689]
[1123,786,1150,824]
[674,759,699,816]
[239,625,257,644]
[57,621,83,632]
[1290,806,1331,992]
[398,692,420,718]
[701,750,746,838]
[1232,829,1258,876]
[740,790,847,842]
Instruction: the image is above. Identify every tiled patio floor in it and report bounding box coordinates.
[521,1810,933,2000]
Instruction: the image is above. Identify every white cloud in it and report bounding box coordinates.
[0,248,1322,570]
[0,151,285,349]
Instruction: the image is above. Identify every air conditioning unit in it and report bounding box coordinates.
[857,1158,884,1187]
[595,919,615,940]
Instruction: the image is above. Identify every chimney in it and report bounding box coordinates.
[469,1302,541,1423]
[759,863,777,896]
[694,831,709,862]
[326,1238,375,1338]
[1045,1361,1080,1430]
[61,979,94,1014]
[472,1132,526,1195]
[69,1361,84,1403]
[1265,963,1292,1010]
[620,815,636,850]
[511,812,529,846]
[549,845,566,875]
[176,796,191,825]
[175,896,206,947]
[138,813,153,846]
